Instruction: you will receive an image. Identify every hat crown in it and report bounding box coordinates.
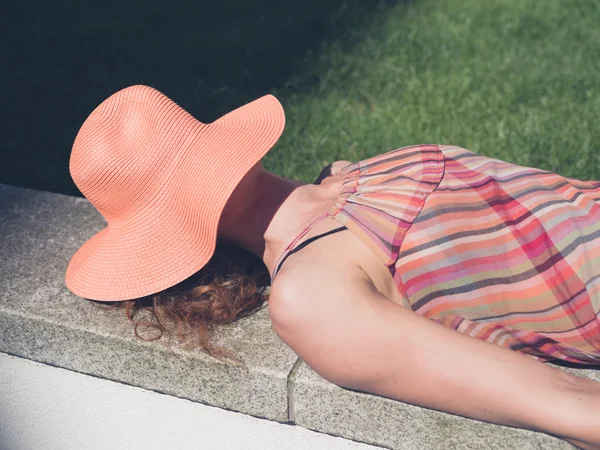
[65,86,286,301]
[70,85,207,226]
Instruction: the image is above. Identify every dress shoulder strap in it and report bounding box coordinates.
[271,225,347,282]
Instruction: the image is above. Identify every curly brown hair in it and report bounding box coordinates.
[86,238,271,366]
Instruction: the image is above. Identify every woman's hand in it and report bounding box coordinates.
[269,262,600,448]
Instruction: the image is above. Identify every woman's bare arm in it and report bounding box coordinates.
[268,265,600,449]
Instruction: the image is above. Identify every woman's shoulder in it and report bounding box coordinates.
[267,247,372,322]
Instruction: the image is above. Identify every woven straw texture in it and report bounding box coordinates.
[65,85,285,301]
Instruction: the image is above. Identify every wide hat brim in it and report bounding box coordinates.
[65,85,285,301]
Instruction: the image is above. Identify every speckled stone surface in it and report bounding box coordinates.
[0,183,296,422]
[291,359,599,449]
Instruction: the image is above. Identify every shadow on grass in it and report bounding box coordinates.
[1,0,400,196]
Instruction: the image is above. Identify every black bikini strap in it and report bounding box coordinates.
[273,226,347,279]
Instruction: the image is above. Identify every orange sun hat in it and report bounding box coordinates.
[65,85,286,301]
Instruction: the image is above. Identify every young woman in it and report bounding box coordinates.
[66,85,600,449]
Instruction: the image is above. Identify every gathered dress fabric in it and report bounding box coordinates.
[271,144,600,365]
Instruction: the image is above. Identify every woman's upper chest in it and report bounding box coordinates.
[271,144,445,306]
[273,156,407,306]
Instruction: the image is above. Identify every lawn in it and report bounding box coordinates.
[3,0,600,195]
[268,0,600,184]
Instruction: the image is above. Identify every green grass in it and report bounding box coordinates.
[3,0,600,194]
[266,0,600,183]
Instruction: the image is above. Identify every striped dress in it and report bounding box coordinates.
[272,144,600,365]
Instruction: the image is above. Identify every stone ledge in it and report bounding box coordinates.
[292,361,599,449]
[1,182,598,449]
[0,183,297,422]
